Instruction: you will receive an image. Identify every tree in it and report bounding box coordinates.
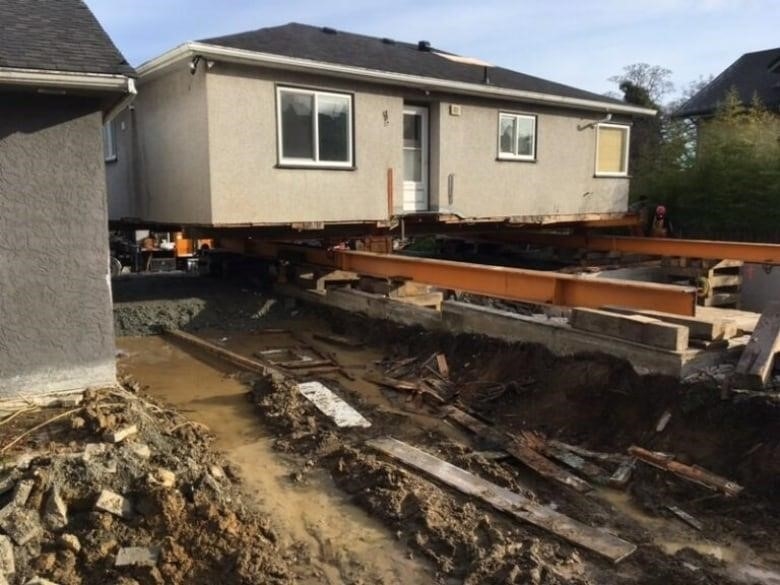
[608,63,674,104]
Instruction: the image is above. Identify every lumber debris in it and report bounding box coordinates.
[628,446,743,496]
[444,407,593,493]
[312,333,362,348]
[364,372,445,406]
[277,358,333,370]
[523,432,612,485]
[735,301,780,388]
[367,437,636,563]
[435,353,450,378]
[602,305,738,341]
[297,381,371,428]
[655,410,672,433]
[165,329,267,374]
[666,505,703,531]
[571,308,689,351]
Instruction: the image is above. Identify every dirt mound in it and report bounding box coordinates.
[0,383,295,585]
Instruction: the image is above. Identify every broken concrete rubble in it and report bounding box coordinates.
[114,546,160,567]
[0,508,42,545]
[57,533,80,554]
[0,535,14,575]
[43,486,68,531]
[106,424,138,444]
[94,490,132,519]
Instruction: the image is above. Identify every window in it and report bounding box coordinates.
[596,123,630,176]
[277,87,353,167]
[103,120,117,162]
[498,112,536,160]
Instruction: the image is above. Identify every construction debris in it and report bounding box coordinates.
[297,381,371,428]
[367,437,636,563]
[312,332,362,348]
[107,423,138,443]
[114,546,161,567]
[735,300,780,388]
[628,446,743,496]
[666,505,703,531]
[655,410,673,432]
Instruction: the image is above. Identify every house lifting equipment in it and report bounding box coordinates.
[247,241,698,316]
[489,232,780,265]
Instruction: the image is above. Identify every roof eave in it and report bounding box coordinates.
[138,42,657,117]
[0,67,132,92]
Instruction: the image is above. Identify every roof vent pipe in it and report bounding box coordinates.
[483,66,491,84]
[418,40,431,51]
[322,26,338,34]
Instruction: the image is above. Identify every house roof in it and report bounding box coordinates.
[0,0,134,77]
[198,22,626,110]
[675,47,780,118]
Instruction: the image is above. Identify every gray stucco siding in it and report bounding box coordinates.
[0,94,116,396]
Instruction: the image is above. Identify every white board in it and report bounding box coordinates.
[297,381,371,428]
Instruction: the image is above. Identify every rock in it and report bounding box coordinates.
[11,479,34,507]
[0,574,7,585]
[0,508,41,545]
[209,465,225,480]
[58,533,81,554]
[70,416,86,430]
[44,486,68,530]
[0,476,14,496]
[24,578,60,585]
[115,546,160,567]
[107,424,138,444]
[0,535,14,575]
[130,443,151,459]
[147,468,175,489]
[94,490,132,519]
[82,443,109,462]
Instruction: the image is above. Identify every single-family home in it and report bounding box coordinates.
[107,23,654,236]
[0,0,135,396]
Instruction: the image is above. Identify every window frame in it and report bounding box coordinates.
[497,112,537,162]
[103,120,117,163]
[276,85,354,169]
[594,122,631,177]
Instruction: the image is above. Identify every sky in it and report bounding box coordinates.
[87,0,778,103]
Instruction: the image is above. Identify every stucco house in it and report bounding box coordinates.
[0,0,135,396]
[107,23,654,235]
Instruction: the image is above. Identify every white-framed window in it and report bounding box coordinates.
[103,120,117,162]
[498,112,536,160]
[595,123,630,176]
[276,86,353,167]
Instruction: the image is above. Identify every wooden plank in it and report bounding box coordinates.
[735,301,780,388]
[602,305,737,341]
[571,308,689,351]
[165,329,267,374]
[628,446,743,496]
[312,333,362,348]
[696,306,759,334]
[277,359,333,369]
[367,437,636,563]
[435,353,450,378]
[297,381,370,428]
[444,407,592,493]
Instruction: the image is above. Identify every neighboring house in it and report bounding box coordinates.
[107,23,654,235]
[676,47,780,118]
[0,0,135,396]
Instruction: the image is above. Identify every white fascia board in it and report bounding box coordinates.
[0,67,131,92]
[138,42,657,117]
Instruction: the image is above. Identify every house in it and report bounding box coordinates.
[676,47,780,118]
[0,0,135,396]
[107,23,654,236]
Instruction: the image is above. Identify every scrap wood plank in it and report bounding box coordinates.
[277,358,333,369]
[367,437,636,563]
[628,446,743,496]
[312,333,362,348]
[666,505,703,531]
[297,381,370,428]
[602,305,738,341]
[524,434,612,485]
[435,353,450,378]
[547,440,631,466]
[444,407,592,493]
[735,301,780,388]
[165,329,267,374]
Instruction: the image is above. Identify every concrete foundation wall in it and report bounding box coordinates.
[206,65,403,224]
[433,98,630,218]
[0,94,117,396]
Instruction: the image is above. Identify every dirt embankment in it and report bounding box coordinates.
[0,384,296,585]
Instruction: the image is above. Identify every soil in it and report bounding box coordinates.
[108,274,780,585]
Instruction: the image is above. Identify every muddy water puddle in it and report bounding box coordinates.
[117,335,434,584]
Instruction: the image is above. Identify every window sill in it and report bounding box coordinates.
[496,156,536,163]
[275,163,356,171]
[594,173,629,178]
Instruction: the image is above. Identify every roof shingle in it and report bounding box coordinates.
[0,0,134,76]
[200,23,624,107]
[676,47,780,118]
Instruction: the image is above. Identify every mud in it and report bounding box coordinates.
[110,275,780,584]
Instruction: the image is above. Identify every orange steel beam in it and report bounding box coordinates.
[248,242,697,316]
[494,232,780,265]
[336,251,696,316]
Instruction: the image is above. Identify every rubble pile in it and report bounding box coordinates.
[0,382,292,585]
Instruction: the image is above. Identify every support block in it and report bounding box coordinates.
[571,308,689,351]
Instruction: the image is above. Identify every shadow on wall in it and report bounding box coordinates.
[0,94,102,139]
[741,264,780,312]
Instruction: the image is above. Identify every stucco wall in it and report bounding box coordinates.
[0,94,116,396]
[133,66,211,224]
[432,98,629,218]
[206,65,403,224]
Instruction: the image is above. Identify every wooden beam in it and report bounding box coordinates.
[367,437,636,563]
[571,308,689,351]
[602,305,737,341]
[735,301,780,388]
[164,329,267,374]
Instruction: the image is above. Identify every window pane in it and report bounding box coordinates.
[404,148,422,181]
[318,95,350,162]
[404,114,421,148]
[597,126,627,173]
[499,115,515,154]
[516,117,534,156]
[281,91,314,159]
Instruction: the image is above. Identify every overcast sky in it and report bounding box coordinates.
[87,0,777,102]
